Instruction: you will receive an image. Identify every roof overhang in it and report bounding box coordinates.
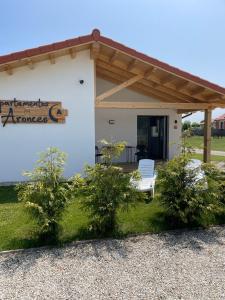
[1,29,225,113]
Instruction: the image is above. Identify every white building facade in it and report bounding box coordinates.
[0,29,223,182]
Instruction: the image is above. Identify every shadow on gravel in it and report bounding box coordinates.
[0,248,44,276]
[69,239,129,260]
[60,225,130,260]
[0,238,129,277]
[159,227,225,252]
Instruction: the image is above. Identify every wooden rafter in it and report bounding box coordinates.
[98,52,220,102]
[97,51,225,99]
[146,74,209,102]
[109,50,120,64]
[49,54,55,64]
[4,65,13,75]
[169,80,189,91]
[26,59,34,70]
[127,59,138,72]
[160,74,175,85]
[141,78,192,103]
[97,69,182,104]
[97,60,194,103]
[69,48,76,59]
[97,66,186,103]
[190,86,205,96]
[144,67,156,79]
[205,94,224,102]
[90,42,100,60]
[97,57,214,103]
[96,73,144,102]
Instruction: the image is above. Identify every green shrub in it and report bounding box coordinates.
[100,139,127,165]
[72,141,145,234]
[157,154,219,226]
[16,147,70,241]
[206,166,225,210]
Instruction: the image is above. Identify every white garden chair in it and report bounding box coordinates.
[132,159,157,197]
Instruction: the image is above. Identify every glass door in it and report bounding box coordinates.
[137,116,168,160]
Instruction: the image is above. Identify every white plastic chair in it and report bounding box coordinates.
[132,159,157,197]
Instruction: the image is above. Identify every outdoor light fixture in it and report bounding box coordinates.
[174,119,178,129]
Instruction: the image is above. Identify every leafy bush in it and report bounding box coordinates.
[100,139,127,165]
[157,154,219,226]
[16,147,69,241]
[204,165,225,208]
[72,141,145,234]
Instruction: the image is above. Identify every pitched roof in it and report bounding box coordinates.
[0,29,225,96]
[214,113,225,121]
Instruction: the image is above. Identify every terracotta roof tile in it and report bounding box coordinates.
[0,29,224,95]
[214,113,225,121]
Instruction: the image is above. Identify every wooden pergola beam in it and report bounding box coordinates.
[96,101,221,109]
[203,109,212,163]
[177,109,199,114]
[96,74,144,102]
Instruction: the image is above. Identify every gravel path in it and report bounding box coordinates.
[1,227,225,300]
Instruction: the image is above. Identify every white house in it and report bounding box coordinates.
[212,113,225,129]
[0,29,224,182]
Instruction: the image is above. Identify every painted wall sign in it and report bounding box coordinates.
[0,99,68,127]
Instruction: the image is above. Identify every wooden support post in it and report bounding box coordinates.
[203,109,212,163]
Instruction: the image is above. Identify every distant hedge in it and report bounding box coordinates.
[192,128,225,137]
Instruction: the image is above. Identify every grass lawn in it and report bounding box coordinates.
[0,186,167,251]
[0,184,224,252]
[186,136,225,151]
[191,153,225,163]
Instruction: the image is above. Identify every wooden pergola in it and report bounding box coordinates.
[0,29,225,162]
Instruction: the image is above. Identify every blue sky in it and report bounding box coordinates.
[0,0,224,122]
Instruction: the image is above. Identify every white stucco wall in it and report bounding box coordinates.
[96,78,182,161]
[0,50,95,182]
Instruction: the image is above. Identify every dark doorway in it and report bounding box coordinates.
[137,116,168,160]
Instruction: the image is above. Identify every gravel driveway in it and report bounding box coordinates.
[1,227,225,300]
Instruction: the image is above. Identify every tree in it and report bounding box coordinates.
[157,152,219,227]
[72,141,145,234]
[191,122,200,128]
[17,147,69,241]
[182,120,191,131]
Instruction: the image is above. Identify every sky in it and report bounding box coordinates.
[0,0,224,122]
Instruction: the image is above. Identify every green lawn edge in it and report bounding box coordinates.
[0,185,224,252]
